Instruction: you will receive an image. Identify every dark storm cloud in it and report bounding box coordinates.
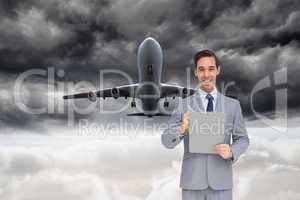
[0,0,299,129]
[0,0,127,75]
[1,0,299,69]
[185,0,253,29]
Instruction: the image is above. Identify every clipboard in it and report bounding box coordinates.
[188,112,225,154]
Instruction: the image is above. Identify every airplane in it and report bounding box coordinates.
[63,37,197,117]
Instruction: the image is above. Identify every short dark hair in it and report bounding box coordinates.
[194,50,219,68]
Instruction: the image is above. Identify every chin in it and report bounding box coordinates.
[202,85,214,92]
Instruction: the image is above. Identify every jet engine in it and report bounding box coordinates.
[111,88,120,99]
[88,92,97,102]
[182,87,188,98]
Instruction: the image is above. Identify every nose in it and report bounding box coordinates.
[203,69,209,78]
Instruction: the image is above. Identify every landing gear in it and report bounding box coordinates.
[163,101,169,107]
[131,99,136,107]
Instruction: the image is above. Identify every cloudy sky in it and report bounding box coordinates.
[0,0,299,199]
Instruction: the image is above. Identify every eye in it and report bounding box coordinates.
[209,66,216,71]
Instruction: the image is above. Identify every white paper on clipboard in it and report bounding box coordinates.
[188,112,225,154]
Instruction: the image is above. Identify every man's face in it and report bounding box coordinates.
[193,56,220,93]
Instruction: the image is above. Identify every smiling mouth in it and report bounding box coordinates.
[201,79,213,83]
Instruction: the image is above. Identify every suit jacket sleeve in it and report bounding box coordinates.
[161,111,186,149]
[230,101,250,163]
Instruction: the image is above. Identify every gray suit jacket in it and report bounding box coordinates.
[161,91,249,190]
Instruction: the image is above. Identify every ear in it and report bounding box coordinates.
[216,66,220,75]
[193,67,197,76]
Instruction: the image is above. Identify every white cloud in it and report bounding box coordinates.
[0,125,300,200]
[1,169,111,200]
[0,134,181,199]
[146,175,181,200]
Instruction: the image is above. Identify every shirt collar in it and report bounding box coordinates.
[197,87,218,100]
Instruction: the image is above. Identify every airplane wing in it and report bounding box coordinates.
[63,84,139,101]
[160,83,197,99]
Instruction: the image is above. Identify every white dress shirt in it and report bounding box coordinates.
[196,87,218,112]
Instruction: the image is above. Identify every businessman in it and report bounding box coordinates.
[161,50,249,200]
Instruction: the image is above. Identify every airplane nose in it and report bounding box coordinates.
[137,36,162,62]
[145,37,155,42]
[142,37,159,49]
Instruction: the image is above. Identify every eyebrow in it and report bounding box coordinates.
[197,65,216,68]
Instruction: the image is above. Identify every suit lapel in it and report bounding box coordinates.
[216,91,225,113]
[194,92,205,112]
[216,91,228,143]
[215,91,221,112]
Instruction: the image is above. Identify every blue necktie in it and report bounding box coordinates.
[206,94,214,112]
